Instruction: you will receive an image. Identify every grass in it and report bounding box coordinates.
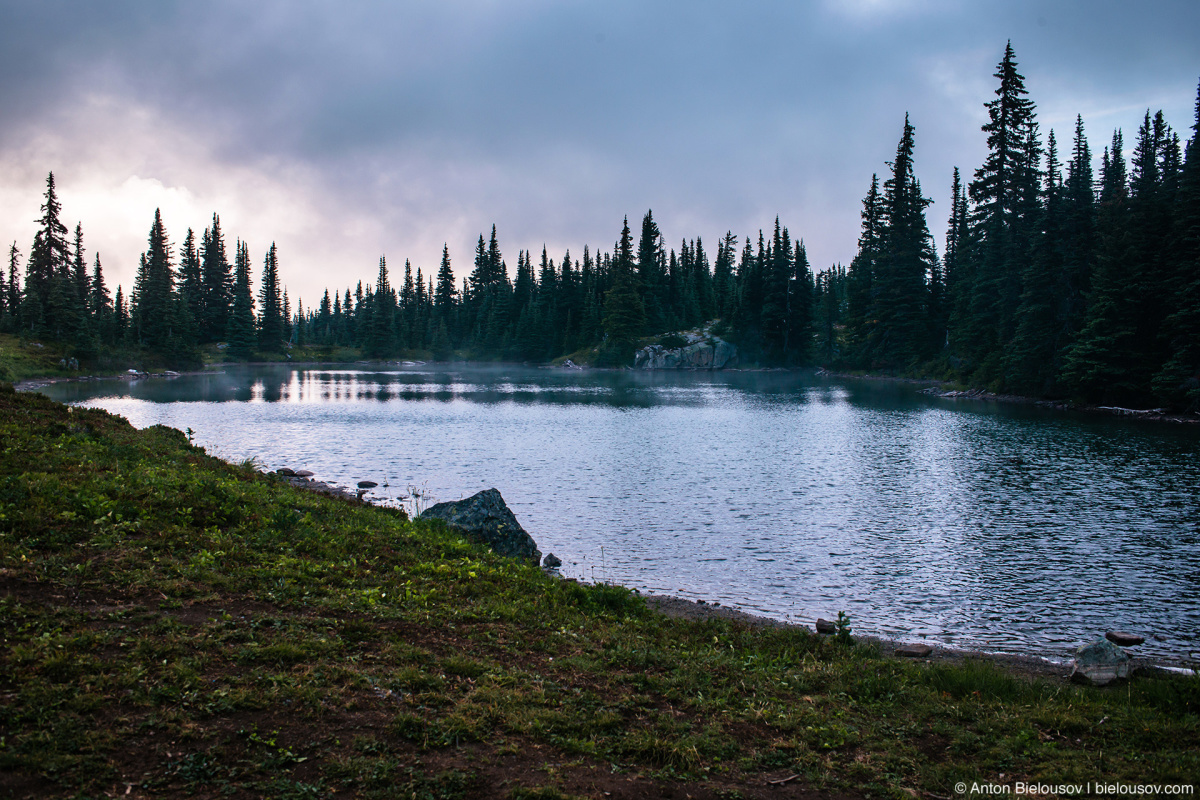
[0,335,82,383]
[0,381,1197,798]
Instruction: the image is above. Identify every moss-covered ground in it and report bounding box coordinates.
[1,382,1196,798]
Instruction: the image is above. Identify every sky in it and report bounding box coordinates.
[1,0,1197,309]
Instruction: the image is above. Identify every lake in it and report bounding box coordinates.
[35,365,1200,665]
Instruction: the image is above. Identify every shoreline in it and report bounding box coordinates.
[17,360,1200,426]
[643,593,1195,682]
[819,368,1200,425]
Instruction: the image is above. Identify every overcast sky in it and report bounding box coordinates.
[1,0,1197,308]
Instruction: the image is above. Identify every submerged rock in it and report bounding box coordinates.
[1071,638,1133,686]
[419,488,541,563]
[1106,631,1144,647]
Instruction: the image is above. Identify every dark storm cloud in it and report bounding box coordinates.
[1,0,1197,296]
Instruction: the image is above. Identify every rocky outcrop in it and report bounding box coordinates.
[1070,638,1133,686]
[635,327,737,370]
[419,488,541,563]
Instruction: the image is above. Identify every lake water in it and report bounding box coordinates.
[35,365,1200,665]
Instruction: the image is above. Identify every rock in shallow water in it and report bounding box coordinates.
[1071,638,1133,686]
[815,618,836,634]
[1106,630,1144,646]
[419,488,541,563]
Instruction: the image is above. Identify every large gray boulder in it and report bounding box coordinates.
[635,337,738,370]
[419,488,541,563]
[1070,638,1133,686]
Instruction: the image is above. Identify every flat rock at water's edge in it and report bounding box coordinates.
[815,618,836,634]
[419,488,541,563]
[895,643,934,658]
[1106,631,1144,646]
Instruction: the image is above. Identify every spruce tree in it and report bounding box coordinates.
[256,243,284,351]
[366,256,395,358]
[602,216,646,365]
[845,175,884,364]
[434,243,457,342]
[25,173,71,337]
[1153,81,1200,408]
[89,253,113,344]
[872,114,936,369]
[712,232,738,320]
[1062,132,1140,402]
[227,241,256,359]
[1005,130,1068,394]
[4,243,19,330]
[958,42,1041,379]
[636,211,666,333]
[179,228,204,330]
[132,209,175,350]
[788,240,815,364]
[201,214,232,342]
[761,218,791,355]
[1061,116,1097,343]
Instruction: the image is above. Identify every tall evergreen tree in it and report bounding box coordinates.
[1062,132,1140,402]
[1153,81,1200,408]
[1005,130,1069,394]
[846,175,884,363]
[89,253,113,343]
[602,217,645,364]
[257,243,285,350]
[201,214,232,342]
[4,243,19,328]
[132,209,175,350]
[227,241,256,359]
[434,243,457,341]
[636,211,666,333]
[25,173,71,336]
[178,227,204,328]
[872,114,936,368]
[957,42,1041,378]
[366,256,395,358]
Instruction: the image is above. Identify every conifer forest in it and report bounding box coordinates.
[4,46,1199,410]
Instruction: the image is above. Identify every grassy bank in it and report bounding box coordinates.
[1,383,1197,799]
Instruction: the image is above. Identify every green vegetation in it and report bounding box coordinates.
[1,383,1197,798]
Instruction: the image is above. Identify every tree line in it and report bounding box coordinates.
[841,43,1200,410]
[2,43,1197,409]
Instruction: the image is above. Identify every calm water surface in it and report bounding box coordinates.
[37,365,1200,664]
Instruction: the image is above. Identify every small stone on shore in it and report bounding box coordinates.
[1106,631,1144,646]
[543,553,562,569]
[295,469,313,478]
[895,643,934,658]
[816,619,836,634]
[277,467,296,477]
[357,481,378,489]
